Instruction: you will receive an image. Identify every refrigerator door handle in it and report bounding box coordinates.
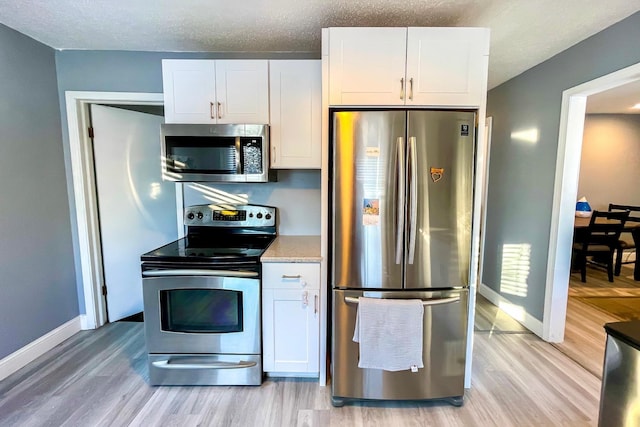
[395,136,405,265]
[344,296,460,306]
[408,136,418,264]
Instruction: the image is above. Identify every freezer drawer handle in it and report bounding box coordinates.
[142,269,258,278]
[152,359,257,370]
[344,296,460,306]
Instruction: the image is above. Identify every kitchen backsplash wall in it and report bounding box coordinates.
[182,170,321,235]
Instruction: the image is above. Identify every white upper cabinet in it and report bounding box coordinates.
[269,60,322,169]
[162,59,269,124]
[406,27,489,106]
[329,28,407,106]
[328,27,490,107]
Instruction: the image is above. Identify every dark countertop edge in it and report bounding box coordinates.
[604,320,640,351]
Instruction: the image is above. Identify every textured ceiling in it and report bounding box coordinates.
[0,1,639,89]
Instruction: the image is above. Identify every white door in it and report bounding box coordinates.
[91,104,178,321]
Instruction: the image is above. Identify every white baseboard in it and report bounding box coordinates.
[0,316,82,382]
[479,284,544,338]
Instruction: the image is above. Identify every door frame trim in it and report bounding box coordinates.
[65,91,167,329]
[544,62,640,341]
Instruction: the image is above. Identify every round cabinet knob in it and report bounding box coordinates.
[187,212,195,220]
[256,213,263,219]
[197,212,204,219]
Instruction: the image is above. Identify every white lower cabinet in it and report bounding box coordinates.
[262,263,320,375]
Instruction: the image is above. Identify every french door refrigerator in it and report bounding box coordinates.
[330,109,476,407]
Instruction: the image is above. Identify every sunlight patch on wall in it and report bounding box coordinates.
[161,156,183,181]
[500,243,531,297]
[510,128,539,144]
[187,182,249,206]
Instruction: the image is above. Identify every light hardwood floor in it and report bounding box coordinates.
[553,264,640,377]
[0,292,607,427]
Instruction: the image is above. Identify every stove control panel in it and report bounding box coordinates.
[184,204,276,227]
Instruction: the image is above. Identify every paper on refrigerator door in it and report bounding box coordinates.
[362,198,379,226]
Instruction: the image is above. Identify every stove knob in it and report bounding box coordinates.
[256,213,263,219]
[197,212,204,220]
[265,214,272,220]
[187,212,195,220]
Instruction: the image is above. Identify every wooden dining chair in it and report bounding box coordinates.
[572,210,629,282]
[608,203,640,276]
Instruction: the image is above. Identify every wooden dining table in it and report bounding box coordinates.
[574,215,640,280]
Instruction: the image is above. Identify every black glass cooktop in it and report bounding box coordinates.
[141,234,276,264]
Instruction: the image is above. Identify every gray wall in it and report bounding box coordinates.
[54,50,319,313]
[483,12,640,321]
[0,24,77,359]
[578,114,640,210]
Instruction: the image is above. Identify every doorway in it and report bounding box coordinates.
[65,92,183,329]
[544,62,640,341]
[90,104,178,321]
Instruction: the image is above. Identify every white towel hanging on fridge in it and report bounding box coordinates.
[352,297,424,372]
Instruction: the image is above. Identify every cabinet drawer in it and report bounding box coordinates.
[262,263,320,290]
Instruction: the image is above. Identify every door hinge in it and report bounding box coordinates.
[88,127,94,138]
[101,285,107,296]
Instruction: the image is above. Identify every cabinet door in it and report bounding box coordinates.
[162,60,216,124]
[214,60,269,124]
[269,60,322,169]
[328,27,407,106]
[262,288,320,373]
[406,27,490,107]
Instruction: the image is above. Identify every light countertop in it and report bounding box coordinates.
[261,235,322,263]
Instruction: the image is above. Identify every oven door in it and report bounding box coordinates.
[142,271,260,355]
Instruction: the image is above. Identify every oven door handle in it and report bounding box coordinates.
[152,359,257,370]
[142,269,258,278]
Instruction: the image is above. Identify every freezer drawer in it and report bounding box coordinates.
[331,289,468,406]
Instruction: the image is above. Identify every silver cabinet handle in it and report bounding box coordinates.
[395,136,405,265]
[314,294,318,314]
[272,145,276,164]
[345,296,460,306]
[210,102,215,119]
[408,136,418,264]
[282,274,302,279]
[409,78,414,100]
[152,359,257,370]
[400,77,405,100]
[143,269,258,278]
[217,102,222,119]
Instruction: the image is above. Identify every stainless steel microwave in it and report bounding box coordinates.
[160,123,275,182]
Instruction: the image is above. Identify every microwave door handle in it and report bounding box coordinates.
[235,136,242,173]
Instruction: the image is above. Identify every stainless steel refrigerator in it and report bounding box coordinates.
[330,109,476,407]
